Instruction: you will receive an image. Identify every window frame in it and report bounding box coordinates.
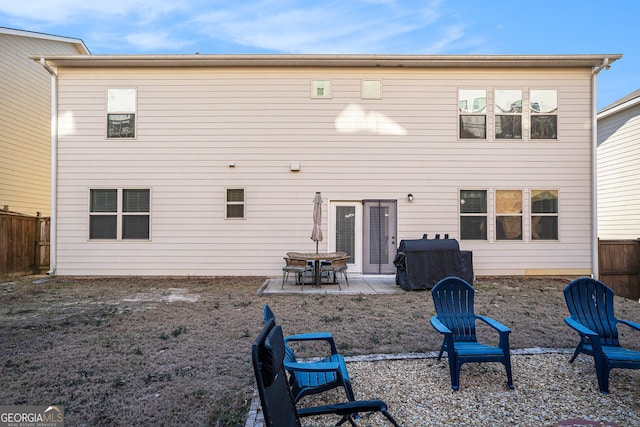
[89,188,151,240]
[459,189,488,240]
[107,88,137,139]
[225,188,246,219]
[310,79,332,99]
[494,89,523,140]
[529,89,558,140]
[531,189,559,240]
[495,189,523,241]
[458,88,487,140]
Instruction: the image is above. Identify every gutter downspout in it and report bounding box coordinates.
[40,58,57,275]
[591,57,610,279]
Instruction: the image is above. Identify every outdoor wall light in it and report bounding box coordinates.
[407,193,414,202]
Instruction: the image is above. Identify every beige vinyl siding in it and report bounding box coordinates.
[597,102,640,239]
[55,66,594,276]
[0,33,82,216]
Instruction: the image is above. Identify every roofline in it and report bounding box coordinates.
[597,89,640,119]
[32,53,621,69]
[1,27,90,55]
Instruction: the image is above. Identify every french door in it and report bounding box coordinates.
[329,200,397,274]
[362,200,397,274]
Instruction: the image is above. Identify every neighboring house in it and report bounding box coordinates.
[0,27,89,216]
[597,89,640,239]
[35,54,619,277]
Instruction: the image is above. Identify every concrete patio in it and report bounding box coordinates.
[258,274,403,295]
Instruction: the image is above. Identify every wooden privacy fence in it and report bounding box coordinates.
[0,211,50,277]
[598,239,640,300]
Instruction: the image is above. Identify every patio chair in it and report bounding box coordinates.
[321,256,350,288]
[252,318,400,427]
[263,304,355,404]
[430,276,514,390]
[563,277,640,393]
[282,257,312,288]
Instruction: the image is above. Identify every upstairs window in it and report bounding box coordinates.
[226,188,245,219]
[460,190,487,240]
[311,80,332,98]
[107,88,136,138]
[90,188,150,239]
[362,80,382,99]
[495,190,522,240]
[495,90,522,139]
[530,90,557,139]
[531,190,558,240]
[459,89,486,139]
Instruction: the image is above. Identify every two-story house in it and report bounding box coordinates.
[1,27,89,216]
[34,54,620,277]
[597,88,640,239]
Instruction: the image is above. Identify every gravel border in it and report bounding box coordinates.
[246,348,639,427]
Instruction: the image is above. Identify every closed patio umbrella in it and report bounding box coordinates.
[311,192,323,253]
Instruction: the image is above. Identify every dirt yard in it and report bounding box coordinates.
[1,275,639,426]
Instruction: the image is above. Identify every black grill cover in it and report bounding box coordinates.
[395,238,473,291]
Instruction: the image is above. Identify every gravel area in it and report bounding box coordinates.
[247,349,640,427]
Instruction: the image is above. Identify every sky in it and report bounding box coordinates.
[1,0,638,110]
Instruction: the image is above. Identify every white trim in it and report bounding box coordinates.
[2,27,90,54]
[597,95,640,119]
[328,201,363,273]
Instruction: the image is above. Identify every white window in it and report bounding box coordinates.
[460,189,487,240]
[530,90,557,139]
[107,88,137,138]
[226,188,245,219]
[311,80,332,98]
[495,190,522,240]
[362,80,382,99]
[531,190,558,240]
[495,90,522,139]
[90,188,150,239]
[459,89,487,139]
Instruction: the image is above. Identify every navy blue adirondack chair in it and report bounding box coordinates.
[563,277,640,393]
[252,318,400,427]
[430,276,514,390]
[263,304,355,404]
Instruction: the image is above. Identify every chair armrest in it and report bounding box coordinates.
[298,400,389,418]
[284,332,338,355]
[618,319,640,331]
[284,360,341,373]
[477,315,511,334]
[430,316,452,334]
[564,316,599,337]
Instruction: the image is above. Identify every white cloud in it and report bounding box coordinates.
[0,0,470,54]
[125,31,190,51]
[0,0,185,24]
[191,0,454,53]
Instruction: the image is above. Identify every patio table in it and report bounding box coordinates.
[287,252,344,288]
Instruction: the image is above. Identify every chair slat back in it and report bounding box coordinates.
[431,276,477,342]
[285,257,307,268]
[564,278,619,346]
[252,318,301,427]
[263,304,298,363]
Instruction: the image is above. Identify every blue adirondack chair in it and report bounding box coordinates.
[252,318,400,426]
[263,304,355,404]
[430,276,514,390]
[563,277,640,393]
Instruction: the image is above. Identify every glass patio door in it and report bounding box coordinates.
[362,200,397,274]
[329,202,362,273]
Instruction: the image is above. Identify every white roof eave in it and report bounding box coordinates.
[31,53,622,69]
